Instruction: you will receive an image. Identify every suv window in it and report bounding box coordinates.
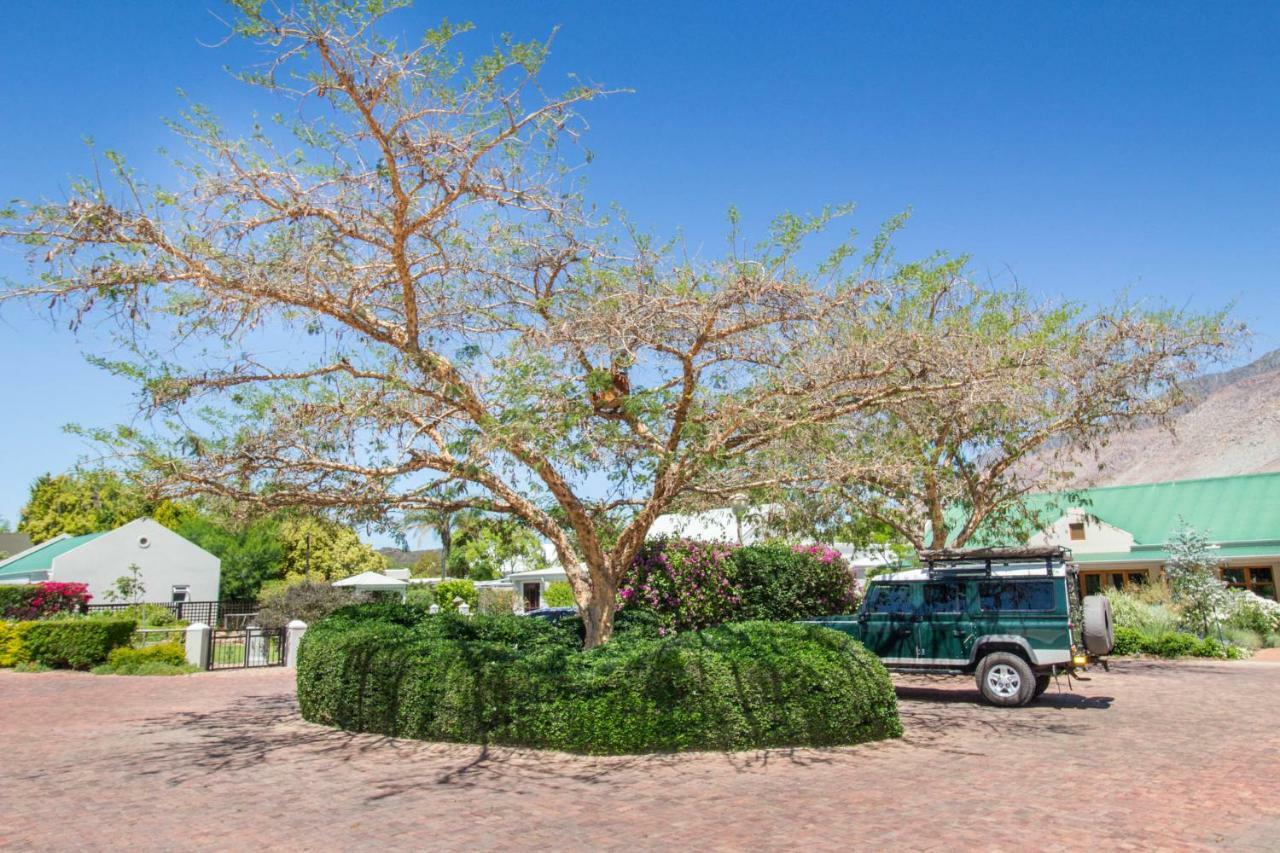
[978,580,1056,612]
[921,582,966,614]
[864,583,915,615]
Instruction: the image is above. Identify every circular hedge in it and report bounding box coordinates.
[297,604,902,754]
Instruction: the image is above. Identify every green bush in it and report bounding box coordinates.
[257,580,369,629]
[1104,588,1181,636]
[297,607,901,754]
[100,641,190,674]
[543,581,575,608]
[109,603,186,627]
[0,620,37,667]
[434,579,478,612]
[477,586,515,615]
[1112,625,1246,659]
[619,539,859,632]
[21,618,136,669]
[405,585,436,608]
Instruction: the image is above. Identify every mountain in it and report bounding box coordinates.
[1052,349,1280,487]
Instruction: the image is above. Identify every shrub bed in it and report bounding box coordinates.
[619,539,859,633]
[96,642,192,675]
[1112,626,1246,659]
[297,605,901,754]
[20,618,136,669]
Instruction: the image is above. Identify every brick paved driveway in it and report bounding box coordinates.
[1,660,1277,851]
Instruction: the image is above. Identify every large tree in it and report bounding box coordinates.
[0,1,1231,644]
[753,273,1234,551]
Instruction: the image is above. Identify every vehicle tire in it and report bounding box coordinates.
[976,652,1035,707]
[1082,594,1115,655]
[1032,674,1052,698]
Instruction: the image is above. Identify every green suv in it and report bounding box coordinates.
[807,547,1114,706]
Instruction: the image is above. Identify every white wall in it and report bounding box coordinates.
[1027,508,1136,554]
[50,518,221,603]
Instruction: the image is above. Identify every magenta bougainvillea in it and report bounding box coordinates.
[0,582,92,620]
[618,538,859,634]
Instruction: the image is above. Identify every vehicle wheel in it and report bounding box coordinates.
[1032,674,1052,698]
[1082,594,1115,655]
[976,652,1034,707]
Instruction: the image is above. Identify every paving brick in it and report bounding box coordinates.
[0,660,1277,851]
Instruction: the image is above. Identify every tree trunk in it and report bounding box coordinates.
[581,578,617,649]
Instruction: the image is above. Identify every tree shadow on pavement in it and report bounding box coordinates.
[113,688,879,802]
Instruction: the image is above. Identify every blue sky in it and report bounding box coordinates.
[1,1,1278,534]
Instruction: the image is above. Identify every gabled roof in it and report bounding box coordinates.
[0,532,32,557]
[0,532,107,578]
[332,570,407,588]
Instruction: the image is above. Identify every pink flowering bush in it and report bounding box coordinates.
[0,582,92,620]
[618,539,859,633]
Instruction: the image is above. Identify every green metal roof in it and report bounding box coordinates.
[1064,473,1280,545]
[0,532,106,578]
[958,472,1280,557]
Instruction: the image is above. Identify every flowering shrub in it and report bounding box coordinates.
[618,539,859,633]
[0,582,92,620]
[1224,589,1280,635]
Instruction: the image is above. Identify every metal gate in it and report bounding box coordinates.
[208,626,287,670]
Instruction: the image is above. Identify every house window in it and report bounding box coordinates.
[522,582,541,612]
[171,585,190,604]
[1221,567,1277,601]
[1068,522,1086,541]
[1079,570,1148,597]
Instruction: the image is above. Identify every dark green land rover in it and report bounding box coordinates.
[807,547,1115,706]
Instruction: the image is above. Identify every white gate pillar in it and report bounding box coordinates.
[286,620,308,668]
[185,622,211,670]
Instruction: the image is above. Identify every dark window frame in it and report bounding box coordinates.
[977,579,1057,613]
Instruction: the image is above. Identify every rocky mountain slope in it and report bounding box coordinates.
[1054,349,1280,486]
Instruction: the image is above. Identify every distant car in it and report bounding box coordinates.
[804,547,1115,706]
[524,606,577,624]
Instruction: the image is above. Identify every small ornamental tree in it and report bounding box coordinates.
[1164,522,1229,637]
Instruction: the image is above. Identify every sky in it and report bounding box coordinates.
[1,1,1278,539]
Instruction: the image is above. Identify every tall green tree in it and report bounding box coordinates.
[19,471,147,544]
[277,516,387,582]
[445,513,546,581]
[0,1,1233,645]
[176,513,286,600]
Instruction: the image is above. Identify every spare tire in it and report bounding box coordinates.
[1082,594,1114,655]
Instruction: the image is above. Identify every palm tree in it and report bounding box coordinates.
[404,509,453,579]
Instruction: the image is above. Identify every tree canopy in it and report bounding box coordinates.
[0,0,1235,644]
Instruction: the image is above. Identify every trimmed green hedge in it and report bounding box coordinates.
[100,642,189,674]
[0,621,37,667]
[21,618,136,669]
[1113,626,1246,659]
[297,605,901,754]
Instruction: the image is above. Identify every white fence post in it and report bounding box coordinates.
[185,622,211,670]
[286,620,308,668]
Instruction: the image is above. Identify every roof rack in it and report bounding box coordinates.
[917,546,1071,578]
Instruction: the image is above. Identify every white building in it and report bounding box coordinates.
[0,518,221,603]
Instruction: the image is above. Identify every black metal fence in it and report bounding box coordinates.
[209,627,286,670]
[86,599,259,629]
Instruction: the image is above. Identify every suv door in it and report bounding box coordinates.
[858,582,918,662]
[918,581,972,664]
